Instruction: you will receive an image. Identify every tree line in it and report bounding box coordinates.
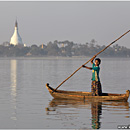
[1,40,130,57]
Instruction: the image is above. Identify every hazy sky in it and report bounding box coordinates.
[0,1,130,48]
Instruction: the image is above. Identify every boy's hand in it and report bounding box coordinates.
[91,55,97,64]
[82,65,86,68]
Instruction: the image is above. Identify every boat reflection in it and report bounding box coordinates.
[46,99,129,129]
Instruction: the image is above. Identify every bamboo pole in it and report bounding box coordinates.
[55,30,130,91]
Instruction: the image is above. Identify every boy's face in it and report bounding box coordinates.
[95,60,99,66]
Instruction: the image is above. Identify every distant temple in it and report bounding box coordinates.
[10,20,24,47]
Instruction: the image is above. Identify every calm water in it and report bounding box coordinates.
[0,57,129,129]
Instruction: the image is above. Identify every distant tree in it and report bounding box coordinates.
[46,42,59,56]
[0,39,130,57]
[30,44,40,56]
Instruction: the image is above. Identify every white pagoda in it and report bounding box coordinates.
[10,20,24,47]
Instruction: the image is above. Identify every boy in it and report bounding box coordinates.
[82,56,102,96]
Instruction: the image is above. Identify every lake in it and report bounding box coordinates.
[0,57,129,129]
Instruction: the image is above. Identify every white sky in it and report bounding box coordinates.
[0,1,130,48]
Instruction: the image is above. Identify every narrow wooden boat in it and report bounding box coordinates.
[46,83,130,102]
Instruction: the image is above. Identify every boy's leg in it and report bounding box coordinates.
[91,81,96,96]
[95,81,102,96]
[98,82,102,96]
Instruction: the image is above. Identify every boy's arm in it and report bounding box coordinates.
[91,55,96,64]
[82,55,97,69]
[82,65,92,70]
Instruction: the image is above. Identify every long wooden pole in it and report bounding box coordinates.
[55,30,130,91]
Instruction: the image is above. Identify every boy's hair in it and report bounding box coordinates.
[95,58,101,65]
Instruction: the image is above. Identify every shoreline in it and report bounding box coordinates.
[0,56,130,60]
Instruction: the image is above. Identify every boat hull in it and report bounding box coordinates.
[46,83,130,102]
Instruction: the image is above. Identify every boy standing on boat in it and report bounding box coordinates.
[82,56,102,96]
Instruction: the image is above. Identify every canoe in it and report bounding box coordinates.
[46,83,130,102]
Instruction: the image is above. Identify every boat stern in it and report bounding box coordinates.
[126,90,130,99]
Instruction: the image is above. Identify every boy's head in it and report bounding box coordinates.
[95,58,101,66]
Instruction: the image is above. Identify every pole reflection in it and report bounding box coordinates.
[10,60,17,125]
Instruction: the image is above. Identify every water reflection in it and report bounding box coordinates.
[10,60,17,125]
[46,99,129,129]
[91,102,102,129]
